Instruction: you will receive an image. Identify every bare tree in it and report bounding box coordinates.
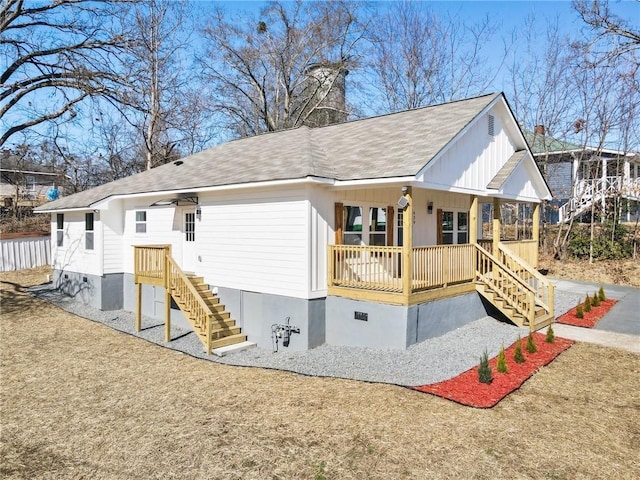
[367,1,504,113]
[0,0,133,147]
[199,0,365,137]
[573,0,640,69]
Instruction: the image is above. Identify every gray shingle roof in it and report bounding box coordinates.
[37,93,500,211]
[487,150,529,190]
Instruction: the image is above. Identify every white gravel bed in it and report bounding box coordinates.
[29,284,529,386]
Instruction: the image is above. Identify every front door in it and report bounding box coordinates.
[182,209,197,272]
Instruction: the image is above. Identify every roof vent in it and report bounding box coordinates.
[488,115,495,136]
[174,160,183,166]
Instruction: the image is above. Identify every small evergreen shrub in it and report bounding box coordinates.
[592,292,600,307]
[513,336,525,364]
[478,349,493,384]
[526,332,538,354]
[584,294,592,312]
[496,343,508,373]
[545,325,555,343]
[598,286,606,302]
[575,303,584,319]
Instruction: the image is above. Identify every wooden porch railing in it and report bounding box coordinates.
[502,240,538,268]
[412,244,475,291]
[133,245,214,354]
[329,245,403,292]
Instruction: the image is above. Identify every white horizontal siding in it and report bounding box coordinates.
[102,200,124,274]
[52,211,102,276]
[196,187,310,298]
[0,235,50,272]
[121,200,183,274]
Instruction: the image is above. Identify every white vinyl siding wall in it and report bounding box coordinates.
[51,211,102,276]
[196,187,309,298]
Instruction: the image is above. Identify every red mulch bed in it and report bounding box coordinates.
[410,333,574,408]
[556,299,617,328]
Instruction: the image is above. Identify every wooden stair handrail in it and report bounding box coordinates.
[497,243,554,314]
[165,254,214,354]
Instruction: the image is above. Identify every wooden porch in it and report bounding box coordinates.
[329,190,553,330]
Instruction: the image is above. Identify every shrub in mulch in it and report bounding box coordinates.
[556,298,617,328]
[513,335,525,364]
[410,333,574,408]
[545,324,555,343]
[584,294,592,312]
[575,303,584,319]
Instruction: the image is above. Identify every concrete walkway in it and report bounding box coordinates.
[548,278,640,353]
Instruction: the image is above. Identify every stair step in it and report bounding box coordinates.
[187,276,205,284]
[212,341,256,357]
[210,325,242,339]
[210,333,247,350]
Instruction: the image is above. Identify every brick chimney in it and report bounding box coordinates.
[534,125,546,135]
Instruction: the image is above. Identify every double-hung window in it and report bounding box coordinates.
[56,214,64,247]
[85,213,94,250]
[135,211,147,233]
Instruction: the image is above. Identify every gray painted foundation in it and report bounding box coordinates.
[54,269,123,311]
[53,270,490,351]
[326,292,489,350]
[217,287,325,352]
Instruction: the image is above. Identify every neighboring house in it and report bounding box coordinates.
[1,151,64,211]
[524,127,640,223]
[36,93,555,355]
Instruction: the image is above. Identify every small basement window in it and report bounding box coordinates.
[85,212,94,250]
[56,213,64,247]
[135,211,147,233]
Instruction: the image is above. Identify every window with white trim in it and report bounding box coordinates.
[85,212,94,250]
[343,206,363,245]
[185,212,195,242]
[368,207,387,246]
[56,213,64,247]
[135,211,147,233]
[441,210,468,245]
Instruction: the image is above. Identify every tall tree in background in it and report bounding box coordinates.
[368,1,503,113]
[0,0,131,147]
[199,0,365,137]
[124,0,191,170]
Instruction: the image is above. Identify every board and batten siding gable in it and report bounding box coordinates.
[418,106,517,192]
[196,187,311,298]
[496,160,547,201]
[51,211,103,276]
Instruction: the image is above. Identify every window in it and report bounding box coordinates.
[368,207,386,246]
[457,212,468,244]
[441,210,469,245]
[343,206,363,245]
[85,212,94,250]
[135,211,147,233]
[397,209,404,247]
[185,212,195,242]
[25,175,36,193]
[56,213,64,247]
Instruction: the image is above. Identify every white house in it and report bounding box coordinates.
[36,93,554,354]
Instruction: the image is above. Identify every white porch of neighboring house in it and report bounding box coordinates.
[559,153,640,223]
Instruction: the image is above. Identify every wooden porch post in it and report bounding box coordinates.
[492,197,501,253]
[402,187,413,300]
[469,195,478,245]
[532,202,540,268]
[164,247,171,342]
[135,282,142,332]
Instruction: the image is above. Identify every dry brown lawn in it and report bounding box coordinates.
[1,267,639,479]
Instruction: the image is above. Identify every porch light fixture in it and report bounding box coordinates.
[196,206,202,220]
[427,202,433,214]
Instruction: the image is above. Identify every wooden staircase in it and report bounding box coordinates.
[179,274,248,351]
[133,245,249,355]
[475,243,554,331]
